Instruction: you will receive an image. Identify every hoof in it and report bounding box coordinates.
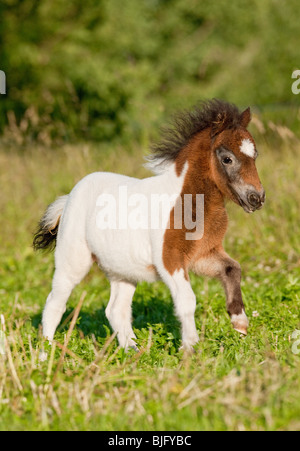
[124,338,139,353]
[180,337,199,354]
[126,344,139,353]
[231,311,249,336]
[179,344,196,354]
[233,325,248,336]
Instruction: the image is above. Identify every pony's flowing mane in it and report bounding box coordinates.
[147,99,244,169]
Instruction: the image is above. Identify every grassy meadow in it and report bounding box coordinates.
[0,117,300,431]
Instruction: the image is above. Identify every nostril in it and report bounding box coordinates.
[248,192,260,207]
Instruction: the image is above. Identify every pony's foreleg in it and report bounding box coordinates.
[193,248,248,335]
[159,268,199,352]
[105,280,137,351]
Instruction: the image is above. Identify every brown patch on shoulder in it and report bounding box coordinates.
[162,129,228,277]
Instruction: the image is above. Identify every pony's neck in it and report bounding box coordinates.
[174,128,225,206]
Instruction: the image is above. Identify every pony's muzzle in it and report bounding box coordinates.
[247,190,265,210]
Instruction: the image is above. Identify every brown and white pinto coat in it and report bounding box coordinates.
[34,99,265,357]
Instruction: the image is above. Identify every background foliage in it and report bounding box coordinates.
[0,0,299,143]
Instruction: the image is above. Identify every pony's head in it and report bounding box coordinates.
[148,99,265,213]
[210,106,265,213]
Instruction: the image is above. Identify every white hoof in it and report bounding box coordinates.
[179,344,196,354]
[231,310,249,336]
[124,338,139,353]
[180,335,199,354]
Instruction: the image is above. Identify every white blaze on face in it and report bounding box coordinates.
[240,138,256,159]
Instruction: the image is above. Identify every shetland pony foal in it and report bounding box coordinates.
[34,100,265,355]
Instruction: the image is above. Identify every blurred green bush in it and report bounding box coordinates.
[0,0,299,143]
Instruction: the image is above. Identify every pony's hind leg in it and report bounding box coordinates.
[105,280,137,351]
[42,242,93,345]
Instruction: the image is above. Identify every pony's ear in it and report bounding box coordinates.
[211,112,227,137]
[240,107,251,128]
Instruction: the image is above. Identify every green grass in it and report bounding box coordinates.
[0,128,300,431]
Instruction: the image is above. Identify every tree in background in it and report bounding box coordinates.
[0,0,299,144]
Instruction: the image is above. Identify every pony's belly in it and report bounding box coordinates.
[99,260,159,284]
[88,228,158,283]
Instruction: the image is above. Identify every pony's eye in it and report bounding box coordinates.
[222,157,232,165]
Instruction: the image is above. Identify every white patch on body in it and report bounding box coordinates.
[240,139,256,159]
[55,161,189,286]
[40,159,192,350]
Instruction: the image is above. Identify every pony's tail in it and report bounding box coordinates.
[33,195,68,252]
